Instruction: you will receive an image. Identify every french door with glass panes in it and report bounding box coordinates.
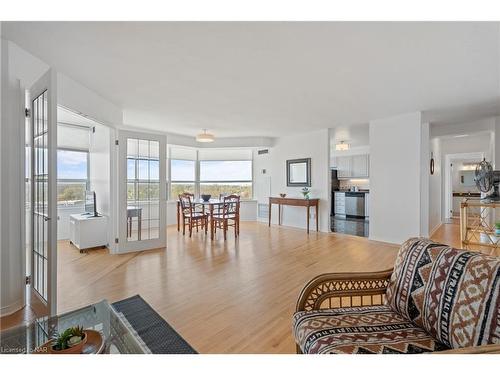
[29,69,57,316]
[118,130,166,252]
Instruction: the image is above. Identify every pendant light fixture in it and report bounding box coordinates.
[335,140,350,151]
[196,129,215,143]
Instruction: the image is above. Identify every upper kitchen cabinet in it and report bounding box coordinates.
[336,156,351,178]
[351,154,369,177]
[334,154,369,178]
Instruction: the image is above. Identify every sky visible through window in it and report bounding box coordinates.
[57,150,87,179]
[127,159,160,180]
[170,159,195,181]
[200,160,252,181]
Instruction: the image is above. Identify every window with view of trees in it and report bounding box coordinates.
[199,160,252,199]
[170,159,196,199]
[57,149,89,206]
[168,148,253,200]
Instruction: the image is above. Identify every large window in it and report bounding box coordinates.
[199,160,252,199]
[170,159,196,198]
[57,149,89,206]
[168,147,253,200]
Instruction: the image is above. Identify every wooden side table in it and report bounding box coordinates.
[268,197,319,233]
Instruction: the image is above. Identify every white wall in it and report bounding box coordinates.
[429,137,442,235]
[58,74,122,128]
[57,206,84,240]
[369,112,427,244]
[420,122,430,237]
[90,123,112,216]
[267,129,330,232]
[253,150,271,204]
[330,123,370,158]
[89,123,114,247]
[439,132,493,161]
[1,40,26,316]
[495,117,500,168]
[7,40,48,88]
[430,117,496,138]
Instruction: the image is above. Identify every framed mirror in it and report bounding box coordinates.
[286,158,311,187]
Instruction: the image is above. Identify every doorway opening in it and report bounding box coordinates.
[443,152,484,221]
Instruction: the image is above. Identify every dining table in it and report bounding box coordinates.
[177,198,226,240]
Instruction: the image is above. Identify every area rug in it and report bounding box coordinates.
[112,295,197,354]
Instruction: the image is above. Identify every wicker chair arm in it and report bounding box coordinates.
[295,269,394,312]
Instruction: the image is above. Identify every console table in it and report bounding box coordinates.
[460,199,500,254]
[268,197,319,233]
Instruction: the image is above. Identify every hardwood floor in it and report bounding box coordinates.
[3,219,494,353]
[431,218,500,256]
[58,223,400,353]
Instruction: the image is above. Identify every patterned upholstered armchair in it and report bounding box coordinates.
[293,238,500,354]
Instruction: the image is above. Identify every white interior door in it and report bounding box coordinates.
[29,69,57,317]
[118,130,166,252]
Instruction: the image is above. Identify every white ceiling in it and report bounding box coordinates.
[4,22,500,138]
[330,123,369,148]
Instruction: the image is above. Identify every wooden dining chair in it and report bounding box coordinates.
[182,192,204,214]
[178,193,209,237]
[212,194,240,240]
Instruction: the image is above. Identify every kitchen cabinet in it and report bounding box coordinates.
[336,157,351,178]
[334,154,369,178]
[334,191,346,215]
[352,154,369,177]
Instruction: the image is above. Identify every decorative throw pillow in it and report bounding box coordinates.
[386,237,500,349]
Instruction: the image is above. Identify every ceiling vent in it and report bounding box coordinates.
[258,149,269,155]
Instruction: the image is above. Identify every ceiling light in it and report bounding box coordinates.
[335,141,350,151]
[196,129,215,143]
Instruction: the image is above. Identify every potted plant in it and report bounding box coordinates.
[495,222,500,236]
[49,326,87,354]
[301,187,311,199]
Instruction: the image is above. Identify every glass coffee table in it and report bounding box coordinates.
[1,300,150,354]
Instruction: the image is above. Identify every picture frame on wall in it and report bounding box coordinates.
[286,158,311,187]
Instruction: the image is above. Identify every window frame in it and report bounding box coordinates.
[126,152,161,203]
[168,152,254,201]
[56,146,90,207]
[198,159,253,199]
[168,157,197,200]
